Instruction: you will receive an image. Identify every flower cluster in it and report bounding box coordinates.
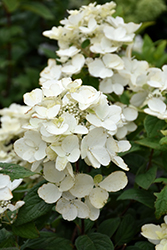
[0,174,24,219]
[0,103,30,164]
[141,216,167,250]
[14,76,130,220]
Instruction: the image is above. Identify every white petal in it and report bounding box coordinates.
[56,156,68,171]
[43,161,65,183]
[141,224,162,240]
[23,88,43,107]
[74,200,89,219]
[0,174,10,188]
[91,147,110,166]
[123,107,138,121]
[59,176,74,191]
[7,201,25,211]
[112,155,129,171]
[0,187,13,200]
[85,197,100,221]
[148,98,166,113]
[56,198,77,221]
[89,187,109,209]
[99,171,128,192]
[38,183,62,203]
[70,174,94,198]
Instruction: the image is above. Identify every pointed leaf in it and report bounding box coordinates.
[0,162,35,181]
[75,233,114,250]
[12,222,39,239]
[155,185,167,219]
[98,217,120,237]
[117,188,155,208]
[135,165,157,189]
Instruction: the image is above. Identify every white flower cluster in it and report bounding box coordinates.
[14,76,130,221]
[0,103,30,163]
[0,174,24,217]
[141,216,167,250]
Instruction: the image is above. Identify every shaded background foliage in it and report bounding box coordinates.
[1,0,167,108]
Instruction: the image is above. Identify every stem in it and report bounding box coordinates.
[81,219,85,235]
[147,149,154,170]
[75,160,79,173]
[4,5,12,97]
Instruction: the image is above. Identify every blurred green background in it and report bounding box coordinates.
[1,0,167,108]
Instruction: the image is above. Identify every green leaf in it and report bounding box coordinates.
[117,188,155,208]
[0,248,19,250]
[135,165,157,189]
[98,217,120,237]
[135,138,167,151]
[155,186,167,219]
[115,214,135,246]
[144,115,165,138]
[2,0,20,12]
[14,181,53,226]
[135,241,154,250]
[12,222,39,239]
[20,231,73,250]
[21,2,54,19]
[0,162,35,181]
[81,39,90,49]
[154,178,167,184]
[75,233,114,250]
[0,229,15,248]
[136,22,155,34]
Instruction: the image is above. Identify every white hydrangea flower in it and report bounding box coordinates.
[0,174,24,214]
[90,37,118,54]
[99,74,128,95]
[81,127,110,168]
[39,59,62,87]
[71,85,101,110]
[79,17,97,34]
[86,103,122,132]
[14,130,47,163]
[144,97,167,120]
[87,58,114,79]
[141,216,167,246]
[51,135,80,171]
[23,88,43,107]
[62,54,85,75]
[56,192,89,221]
[106,136,131,170]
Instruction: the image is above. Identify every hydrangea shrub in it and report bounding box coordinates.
[1,1,167,249]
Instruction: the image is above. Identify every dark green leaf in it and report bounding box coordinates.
[0,248,19,250]
[21,2,54,19]
[12,222,39,239]
[2,0,20,12]
[117,188,155,208]
[81,39,90,49]
[115,214,135,246]
[0,162,35,181]
[155,186,167,219]
[98,217,120,237]
[14,181,53,226]
[135,241,154,250]
[135,165,157,189]
[0,229,15,248]
[144,115,165,138]
[135,138,167,151]
[75,233,114,250]
[154,178,167,184]
[20,231,73,250]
